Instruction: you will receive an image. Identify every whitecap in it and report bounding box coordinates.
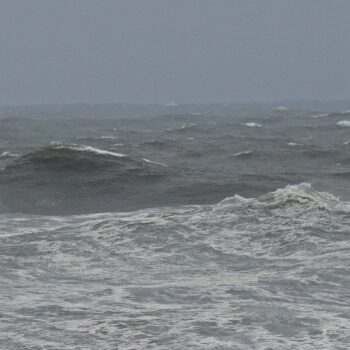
[218,183,343,211]
[287,142,303,147]
[337,120,350,127]
[233,150,254,157]
[100,135,118,139]
[74,146,126,158]
[310,113,329,118]
[142,158,168,167]
[50,142,127,158]
[0,151,18,158]
[244,122,262,128]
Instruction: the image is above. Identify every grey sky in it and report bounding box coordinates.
[0,0,349,105]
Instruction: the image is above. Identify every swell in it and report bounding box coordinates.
[4,142,167,173]
[0,143,169,215]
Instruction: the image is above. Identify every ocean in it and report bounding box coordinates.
[1,103,350,349]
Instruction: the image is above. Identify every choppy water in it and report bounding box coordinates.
[1,104,350,349]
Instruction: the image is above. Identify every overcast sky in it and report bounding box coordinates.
[0,0,349,105]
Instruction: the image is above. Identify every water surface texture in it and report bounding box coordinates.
[1,104,350,349]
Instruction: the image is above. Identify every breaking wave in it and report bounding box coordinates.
[233,150,255,158]
[0,151,18,158]
[244,122,262,128]
[218,182,345,212]
[6,142,165,172]
[337,120,350,127]
[0,143,168,214]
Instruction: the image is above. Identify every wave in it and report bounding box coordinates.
[337,120,350,127]
[1,142,167,180]
[0,151,18,158]
[51,142,127,157]
[141,158,168,167]
[99,135,119,139]
[243,122,262,128]
[17,183,349,232]
[287,142,303,147]
[233,150,255,158]
[217,183,348,213]
[8,142,168,171]
[0,143,168,215]
[310,113,329,118]
[6,142,129,172]
[6,182,346,218]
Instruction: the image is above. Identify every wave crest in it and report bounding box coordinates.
[9,142,166,173]
[337,120,350,127]
[218,183,345,211]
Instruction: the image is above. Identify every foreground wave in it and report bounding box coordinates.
[1,184,349,349]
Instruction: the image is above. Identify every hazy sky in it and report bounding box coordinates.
[0,0,349,105]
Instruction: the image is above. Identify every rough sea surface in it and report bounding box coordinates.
[1,104,350,349]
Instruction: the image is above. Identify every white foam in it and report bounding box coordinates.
[100,135,118,139]
[51,142,127,158]
[287,142,303,147]
[244,122,262,128]
[76,146,126,158]
[0,151,18,158]
[142,158,168,167]
[337,120,350,127]
[234,150,254,157]
[310,113,329,118]
[2,182,350,349]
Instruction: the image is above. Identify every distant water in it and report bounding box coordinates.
[1,104,350,349]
